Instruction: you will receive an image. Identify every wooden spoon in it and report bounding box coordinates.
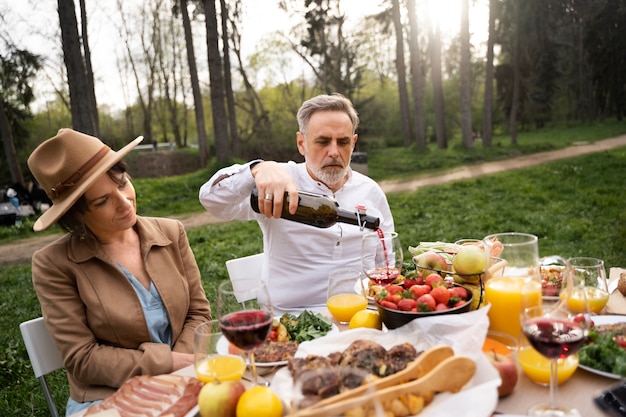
[290,355,476,417]
[297,344,454,411]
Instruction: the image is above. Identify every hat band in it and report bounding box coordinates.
[48,146,110,199]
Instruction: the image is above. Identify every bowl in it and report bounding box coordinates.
[376,283,473,330]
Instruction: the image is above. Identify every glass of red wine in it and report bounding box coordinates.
[217,279,273,386]
[520,259,590,417]
[361,231,403,286]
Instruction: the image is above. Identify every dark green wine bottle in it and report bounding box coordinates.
[250,188,380,230]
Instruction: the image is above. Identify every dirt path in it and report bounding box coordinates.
[2,135,625,266]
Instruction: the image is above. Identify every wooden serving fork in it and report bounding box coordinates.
[303,344,453,411]
[289,354,476,417]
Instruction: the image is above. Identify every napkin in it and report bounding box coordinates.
[606,268,626,315]
[271,307,500,417]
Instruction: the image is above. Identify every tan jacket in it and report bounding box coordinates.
[31,216,212,402]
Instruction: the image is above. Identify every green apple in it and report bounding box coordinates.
[198,380,246,417]
[453,245,487,276]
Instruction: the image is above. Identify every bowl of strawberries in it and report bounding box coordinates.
[374,273,474,330]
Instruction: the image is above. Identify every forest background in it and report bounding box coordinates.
[1,0,624,190]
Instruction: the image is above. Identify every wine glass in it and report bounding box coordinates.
[217,279,273,386]
[362,231,403,286]
[520,260,590,417]
[566,257,609,315]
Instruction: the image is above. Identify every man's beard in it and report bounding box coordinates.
[309,159,348,187]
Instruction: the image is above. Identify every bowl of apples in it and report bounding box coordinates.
[374,276,474,330]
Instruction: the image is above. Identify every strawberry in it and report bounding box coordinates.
[435,303,449,311]
[425,273,444,288]
[430,286,451,305]
[380,300,399,310]
[397,298,418,311]
[409,284,430,299]
[417,294,436,311]
[387,284,405,295]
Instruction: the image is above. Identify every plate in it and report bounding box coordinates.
[216,320,339,367]
[578,315,626,379]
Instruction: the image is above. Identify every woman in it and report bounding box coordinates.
[27,129,212,416]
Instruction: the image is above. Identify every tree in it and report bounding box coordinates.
[57,0,98,135]
[428,8,447,149]
[175,0,210,166]
[0,45,42,186]
[482,0,496,147]
[391,0,411,147]
[459,0,472,148]
[220,0,239,156]
[406,0,425,149]
[203,0,229,163]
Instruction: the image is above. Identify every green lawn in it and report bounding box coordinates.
[2,121,626,415]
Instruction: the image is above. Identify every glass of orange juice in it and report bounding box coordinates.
[327,269,367,324]
[566,257,609,314]
[483,233,542,339]
[194,320,246,383]
[517,345,579,386]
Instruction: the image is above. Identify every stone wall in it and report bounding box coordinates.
[125,151,201,178]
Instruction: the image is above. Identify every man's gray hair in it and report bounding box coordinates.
[296,93,359,137]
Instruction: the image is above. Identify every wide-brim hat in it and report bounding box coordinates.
[27,128,143,232]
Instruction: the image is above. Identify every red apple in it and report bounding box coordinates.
[198,380,246,417]
[413,251,449,277]
[485,351,518,397]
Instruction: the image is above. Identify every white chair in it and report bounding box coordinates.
[20,317,64,417]
[225,253,264,301]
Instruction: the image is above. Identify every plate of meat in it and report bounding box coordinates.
[217,311,338,366]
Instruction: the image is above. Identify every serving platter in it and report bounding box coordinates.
[578,315,626,379]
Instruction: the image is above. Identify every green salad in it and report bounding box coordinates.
[579,330,626,376]
[279,310,333,343]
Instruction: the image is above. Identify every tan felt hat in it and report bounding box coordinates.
[27,128,143,231]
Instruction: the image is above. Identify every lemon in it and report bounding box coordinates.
[236,385,283,417]
[349,309,382,330]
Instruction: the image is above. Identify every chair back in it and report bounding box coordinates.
[20,317,64,417]
[225,253,264,302]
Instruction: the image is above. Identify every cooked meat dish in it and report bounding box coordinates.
[287,340,419,406]
[254,340,299,363]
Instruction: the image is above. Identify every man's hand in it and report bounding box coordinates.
[251,161,299,217]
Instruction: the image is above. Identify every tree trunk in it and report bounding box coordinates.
[460,0,473,148]
[429,20,447,149]
[509,1,520,145]
[57,0,97,135]
[220,0,239,157]
[406,0,425,149]
[391,0,412,148]
[180,0,210,166]
[203,0,229,164]
[482,0,496,147]
[0,100,24,187]
[78,0,100,137]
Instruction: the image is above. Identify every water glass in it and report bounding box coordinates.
[327,269,367,324]
[194,319,246,383]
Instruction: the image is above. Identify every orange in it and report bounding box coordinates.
[236,385,283,417]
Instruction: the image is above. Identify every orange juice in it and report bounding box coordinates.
[195,354,246,383]
[566,286,609,314]
[327,294,368,323]
[517,346,578,385]
[484,276,542,338]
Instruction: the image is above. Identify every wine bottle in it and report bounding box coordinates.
[250,188,380,230]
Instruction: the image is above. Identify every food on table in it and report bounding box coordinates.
[83,374,203,417]
[579,320,626,377]
[228,310,332,363]
[349,309,382,330]
[197,380,245,417]
[618,272,626,296]
[540,263,565,297]
[236,385,283,417]
[374,280,471,313]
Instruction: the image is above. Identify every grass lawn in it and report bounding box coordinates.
[2,121,626,415]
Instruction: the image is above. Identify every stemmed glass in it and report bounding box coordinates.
[217,279,273,386]
[362,231,403,286]
[566,257,609,315]
[520,259,590,417]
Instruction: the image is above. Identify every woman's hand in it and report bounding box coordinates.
[171,351,194,371]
